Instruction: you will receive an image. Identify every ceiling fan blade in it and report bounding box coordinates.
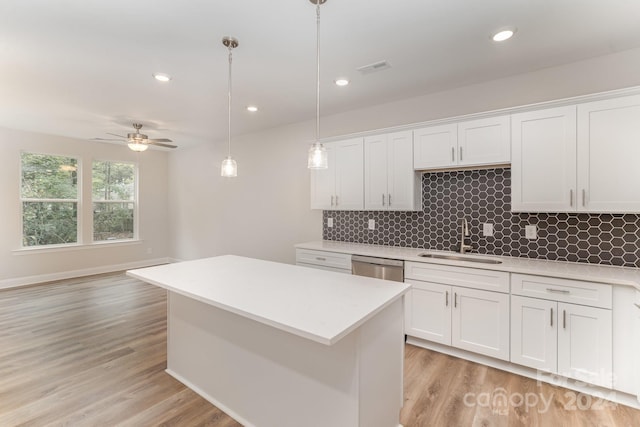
[107,132,127,138]
[92,137,124,141]
[147,141,178,149]
[146,138,173,143]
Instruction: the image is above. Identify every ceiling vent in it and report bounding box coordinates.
[357,60,391,75]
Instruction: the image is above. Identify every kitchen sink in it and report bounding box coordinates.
[417,253,502,264]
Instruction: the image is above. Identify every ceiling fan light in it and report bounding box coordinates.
[307,142,328,169]
[128,142,148,152]
[221,156,238,177]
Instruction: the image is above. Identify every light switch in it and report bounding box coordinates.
[368,219,375,230]
[327,217,334,228]
[482,223,494,237]
[525,225,537,240]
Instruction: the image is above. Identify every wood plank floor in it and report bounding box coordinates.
[0,273,638,426]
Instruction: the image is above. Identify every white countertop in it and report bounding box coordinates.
[296,241,640,291]
[127,255,410,346]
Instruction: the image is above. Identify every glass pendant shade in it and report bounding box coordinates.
[307,142,328,169]
[128,142,148,152]
[221,156,238,177]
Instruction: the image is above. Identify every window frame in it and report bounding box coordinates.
[19,150,82,249]
[91,158,139,243]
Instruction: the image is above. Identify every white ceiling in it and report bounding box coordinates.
[1,0,640,150]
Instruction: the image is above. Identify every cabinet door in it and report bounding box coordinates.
[458,115,510,167]
[334,138,364,210]
[451,287,510,361]
[577,94,640,213]
[413,124,457,169]
[510,296,557,372]
[387,131,419,211]
[511,106,577,212]
[310,143,336,209]
[364,134,388,210]
[635,290,640,403]
[404,281,451,345]
[557,303,612,388]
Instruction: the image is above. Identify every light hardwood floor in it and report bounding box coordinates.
[0,272,638,426]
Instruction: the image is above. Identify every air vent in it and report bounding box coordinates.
[357,60,392,75]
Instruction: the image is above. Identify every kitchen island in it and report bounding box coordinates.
[127,255,410,427]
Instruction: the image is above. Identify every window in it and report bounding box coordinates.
[21,152,79,247]
[92,161,136,242]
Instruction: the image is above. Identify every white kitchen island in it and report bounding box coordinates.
[127,255,410,427]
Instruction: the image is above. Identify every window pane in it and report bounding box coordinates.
[22,202,78,246]
[92,161,135,201]
[93,202,134,241]
[21,153,78,199]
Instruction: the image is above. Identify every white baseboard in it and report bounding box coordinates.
[0,257,171,290]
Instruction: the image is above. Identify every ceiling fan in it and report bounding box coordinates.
[94,123,177,151]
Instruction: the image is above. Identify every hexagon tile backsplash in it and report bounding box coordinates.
[322,168,640,268]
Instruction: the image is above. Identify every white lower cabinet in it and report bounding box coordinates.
[510,274,613,389]
[635,290,640,402]
[404,262,510,361]
[295,249,352,274]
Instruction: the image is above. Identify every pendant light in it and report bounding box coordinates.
[307,0,328,170]
[221,36,239,177]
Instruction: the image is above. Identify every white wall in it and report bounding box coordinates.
[0,127,171,286]
[168,47,640,265]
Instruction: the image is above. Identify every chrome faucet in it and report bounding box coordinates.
[459,218,473,254]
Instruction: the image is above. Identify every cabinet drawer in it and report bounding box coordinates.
[295,249,351,271]
[405,261,509,293]
[511,274,612,309]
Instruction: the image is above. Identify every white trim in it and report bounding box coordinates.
[12,239,143,255]
[406,336,640,410]
[320,85,640,143]
[0,257,170,290]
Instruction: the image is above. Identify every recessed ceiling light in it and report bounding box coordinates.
[153,73,171,82]
[335,78,349,87]
[492,28,516,42]
[246,105,258,112]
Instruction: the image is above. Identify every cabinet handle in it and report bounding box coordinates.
[570,189,573,207]
[550,307,553,327]
[563,310,566,329]
[451,147,455,162]
[445,291,449,307]
[459,146,463,162]
[382,194,385,206]
[634,303,640,309]
[582,189,586,207]
[546,288,570,294]
[454,292,458,308]
[331,195,334,207]
[335,195,339,206]
[388,194,392,206]
[315,257,326,261]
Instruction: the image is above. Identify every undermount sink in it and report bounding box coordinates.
[417,253,503,264]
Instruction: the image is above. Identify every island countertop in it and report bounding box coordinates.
[127,255,410,346]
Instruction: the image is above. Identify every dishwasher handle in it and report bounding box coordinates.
[351,255,404,268]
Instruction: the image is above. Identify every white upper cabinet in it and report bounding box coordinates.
[577,94,640,213]
[365,131,420,211]
[413,124,457,169]
[511,106,577,212]
[413,115,510,170]
[458,116,511,166]
[512,94,640,213]
[310,138,364,210]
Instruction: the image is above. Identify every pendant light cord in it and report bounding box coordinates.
[227,45,233,158]
[315,1,320,144]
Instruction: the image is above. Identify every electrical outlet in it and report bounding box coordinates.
[525,225,537,240]
[368,219,375,230]
[482,223,494,237]
[327,217,334,228]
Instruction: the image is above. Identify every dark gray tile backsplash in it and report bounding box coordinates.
[322,168,640,268]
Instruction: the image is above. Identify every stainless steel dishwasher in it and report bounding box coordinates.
[351,255,404,282]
